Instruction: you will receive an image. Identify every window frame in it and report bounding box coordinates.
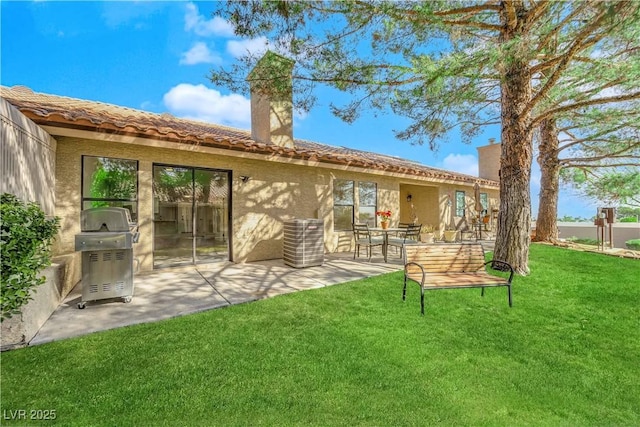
[358,181,377,227]
[81,155,139,221]
[333,179,355,231]
[455,190,466,217]
[480,193,489,214]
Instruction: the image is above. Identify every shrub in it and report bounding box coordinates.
[1,194,59,322]
[626,239,640,251]
[566,237,599,246]
[620,216,639,223]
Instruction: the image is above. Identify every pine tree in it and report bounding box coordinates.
[210,1,640,274]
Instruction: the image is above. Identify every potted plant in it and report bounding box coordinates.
[443,227,458,243]
[420,224,436,243]
[375,210,392,229]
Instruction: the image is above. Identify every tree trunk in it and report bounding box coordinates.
[534,118,560,242]
[493,3,533,275]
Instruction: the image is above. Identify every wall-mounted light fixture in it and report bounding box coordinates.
[406,194,412,203]
[239,175,251,183]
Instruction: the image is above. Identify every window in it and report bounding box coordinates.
[455,190,466,217]
[333,179,354,231]
[82,156,138,221]
[480,193,488,214]
[358,181,377,227]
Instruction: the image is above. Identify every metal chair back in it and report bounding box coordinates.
[353,223,373,242]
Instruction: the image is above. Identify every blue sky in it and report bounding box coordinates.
[1,1,598,219]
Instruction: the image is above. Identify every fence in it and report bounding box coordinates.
[0,97,56,215]
[557,222,640,249]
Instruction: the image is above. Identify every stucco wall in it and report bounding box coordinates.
[53,137,401,269]
[399,185,440,227]
[477,141,501,182]
[53,135,499,271]
[0,261,65,351]
[438,184,499,237]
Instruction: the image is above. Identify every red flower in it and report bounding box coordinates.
[375,210,392,221]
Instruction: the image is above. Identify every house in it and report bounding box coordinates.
[1,53,500,288]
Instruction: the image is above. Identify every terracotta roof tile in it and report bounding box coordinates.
[1,85,498,187]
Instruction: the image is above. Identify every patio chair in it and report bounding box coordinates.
[387,224,421,258]
[396,222,412,237]
[352,223,384,261]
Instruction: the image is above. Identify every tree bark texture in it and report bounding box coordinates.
[494,2,533,275]
[534,118,560,242]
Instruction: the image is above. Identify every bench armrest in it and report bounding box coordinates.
[404,261,426,285]
[484,260,514,283]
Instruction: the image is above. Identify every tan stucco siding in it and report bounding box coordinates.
[478,142,501,182]
[54,135,499,272]
[399,184,440,227]
[438,184,500,236]
[54,136,406,269]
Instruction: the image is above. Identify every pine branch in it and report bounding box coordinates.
[534,2,588,52]
[525,0,553,30]
[563,161,640,168]
[532,91,640,128]
[524,3,622,119]
[503,0,518,30]
[439,19,502,32]
[433,3,502,17]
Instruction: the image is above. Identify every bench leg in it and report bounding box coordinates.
[402,276,407,301]
[508,285,512,307]
[481,287,485,298]
[420,288,425,316]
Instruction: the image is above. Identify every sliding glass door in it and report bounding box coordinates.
[153,165,230,268]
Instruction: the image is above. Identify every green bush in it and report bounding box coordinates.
[626,239,640,251]
[620,216,639,223]
[1,194,59,322]
[566,237,599,246]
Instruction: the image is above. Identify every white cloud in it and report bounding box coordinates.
[227,37,269,58]
[163,84,250,128]
[140,100,156,111]
[180,42,221,65]
[441,154,479,177]
[184,2,234,37]
[101,2,166,29]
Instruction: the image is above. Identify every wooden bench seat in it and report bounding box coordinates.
[403,243,514,315]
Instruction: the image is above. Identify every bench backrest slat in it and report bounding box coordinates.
[403,243,485,273]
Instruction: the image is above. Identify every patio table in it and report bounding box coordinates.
[369,227,404,262]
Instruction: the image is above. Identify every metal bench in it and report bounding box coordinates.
[402,243,514,315]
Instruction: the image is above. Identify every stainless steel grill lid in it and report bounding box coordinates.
[81,207,134,232]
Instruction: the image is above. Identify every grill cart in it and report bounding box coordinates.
[74,207,139,309]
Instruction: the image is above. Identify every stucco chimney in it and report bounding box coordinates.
[247,51,295,148]
[477,138,501,182]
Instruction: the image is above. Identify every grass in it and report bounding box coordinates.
[1,244,639,426]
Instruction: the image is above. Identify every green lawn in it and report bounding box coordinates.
[1,244,639,426]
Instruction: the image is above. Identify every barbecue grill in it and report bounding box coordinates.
[74,207,139,309]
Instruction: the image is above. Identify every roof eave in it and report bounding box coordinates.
[14,103,500,189]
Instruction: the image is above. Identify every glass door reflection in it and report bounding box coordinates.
[153,165,230,268]
[194,169,229,264]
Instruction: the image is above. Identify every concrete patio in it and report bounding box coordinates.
[30,240,499,346]
[30,252,404,346]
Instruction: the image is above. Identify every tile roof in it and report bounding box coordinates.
[1,85,498,187]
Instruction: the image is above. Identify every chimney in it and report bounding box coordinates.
[247,51,295,148]
[477,138,501,182]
